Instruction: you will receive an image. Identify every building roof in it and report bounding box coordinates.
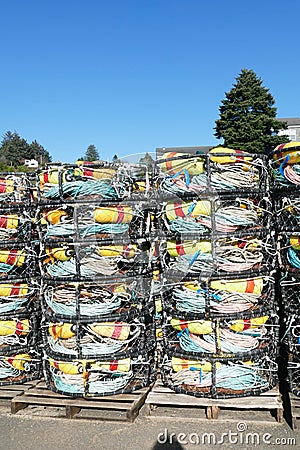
[277,118,300,126]
[156,146,214,157]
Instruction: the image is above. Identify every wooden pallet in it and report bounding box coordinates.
[290,393,300,429]
[145,381,283,423]
[0,381,38,405]
[11,380,151,422]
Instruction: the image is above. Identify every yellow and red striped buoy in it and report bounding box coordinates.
[209,277,264,295]
[0,215,19,229]
[91,358,131,372]
[96,244,136,259]
[165,200,211,220]
[48,357,131,374]
[48,323,76,339]
[42,209,68,225]
[273,142,300,164]
[0,319,30,336]
[94,205,133,224]
[4,353,31,371]
[0,178,14,194]
[0,249,26,266]
[89,322,131,340]
[229,316,269,332]
[167,240,211,257]
[45,246,74,261]
[171,356,215,372]
[290,235,300,250]
[170,318,213,334]
[0,283,28,297]
[209,147,253,164]
[159,152,204,175]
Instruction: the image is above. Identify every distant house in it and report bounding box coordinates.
[24,159,38,168]
[278,118,300,142]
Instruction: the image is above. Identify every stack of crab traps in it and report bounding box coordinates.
[154,147,279,398]
[36,161,156,397]
[0,172,41,386]
[271,141,300,397]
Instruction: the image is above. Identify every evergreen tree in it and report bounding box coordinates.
[112,154,120,163]
[139,152,154,168]
[84,144,99,161]
[0,131,31,166]
[214,69,288,153]
[29,140,51,164]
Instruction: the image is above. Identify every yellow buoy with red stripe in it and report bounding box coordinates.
[89,322,130,340]
[230,316,269,332]
[48,323,76,339]
[48,357,131,374]
[91,358,131,372]
[171,318,213,335]
[158,152,204,175]
[171,356,216,372]
[290,236,300,250]
[210,277,264,295]
[0,215,19,229]
[45,246,74,261]
[75,163,116,180]
[0,249,26,266]
[96,244,136,259]
[0,283,28,297]
[94,205,133,224]
[209,147,253,164]
[4,353,31,371]
[273,142,300,164]
[42,209,68,225]
[0,319,30,336]
[49,358,86,374]
[167,240,211,257]
[165,200,211,221]
[0,178,14,194]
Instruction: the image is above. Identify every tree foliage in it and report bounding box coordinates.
[139,152,154,168]
[214,69,289,153]
[83,144,99,162]
[0,131,51,168]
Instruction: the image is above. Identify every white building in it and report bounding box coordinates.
[278,118,300,142]
[24,159,39,168]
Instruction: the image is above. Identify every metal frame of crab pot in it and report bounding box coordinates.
[0,312,39,355]
[161,310,279,360]
[36,200,152,243]
[277,232,300,273]
[157,191,273,238]
[160,273,276,321]
[0,241,38,280]
[156,151,270,196]
[270,160,300,193]
[42,346,157,398]
[40,314,156,361]
[0,345,42,386]
[284,318,300,356]
[0,205,35,246]
[158,229,277,279]
[160,349,278,399]
[39,237,152,282]
[0,172,32,206]
[279,272,300,318]
[288,355,300,397]
[0,277,40,316]
[35,162,153,206]
[39,275,152,322]
[272,192,300,232]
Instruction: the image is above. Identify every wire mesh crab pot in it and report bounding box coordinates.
[160,350,278,399]
[160,274,276,320]
[277,232,300,273]
[0,279,39,315]
[157,192,272,237]
[0,243,37,280]
[270,142,300,191]
[41,313,156,360]
[43,348,157,397]
[37,201,152,242]
[40,276,152,321]
[279,273,300,318]
[159,232,276,279]
[0,346,42,386]
[273,194,300,232]
[0,206,34,245]
[0,313,39,354]
[0,172,32,206]
[288,355,300,397]
[39,239,151,281]
[284,319,300,356]
[156,150,269,197]
[161,312,279,360]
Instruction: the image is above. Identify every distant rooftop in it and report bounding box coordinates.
[156,146,213,157]
[278,117,300,126]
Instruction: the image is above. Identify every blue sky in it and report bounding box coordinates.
[0,0,299,163]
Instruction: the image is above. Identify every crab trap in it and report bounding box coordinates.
[0,279,39,315]
[277,232,300,272]
[0,173,31,205]
[41,314,156,360]
[36,162,152,205]
[0,243,37,280]
[273,194,300,232]
[43,348,157,397]
[157,193,272,237]
[40,276,152,321]
[0,313,39,354]
[0,206,34,244]
[0,346,42,386]
[161,311,279,359]
[156,149,269,197]
[279,273,300,318]
[271,141,300,191]
[39,239,151,281]
[160,350,278,399]
[158,232,276,279]
[37,201,151,243]
[283,317,300,356]
[288,356,300,397]
[160,274,276,320]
